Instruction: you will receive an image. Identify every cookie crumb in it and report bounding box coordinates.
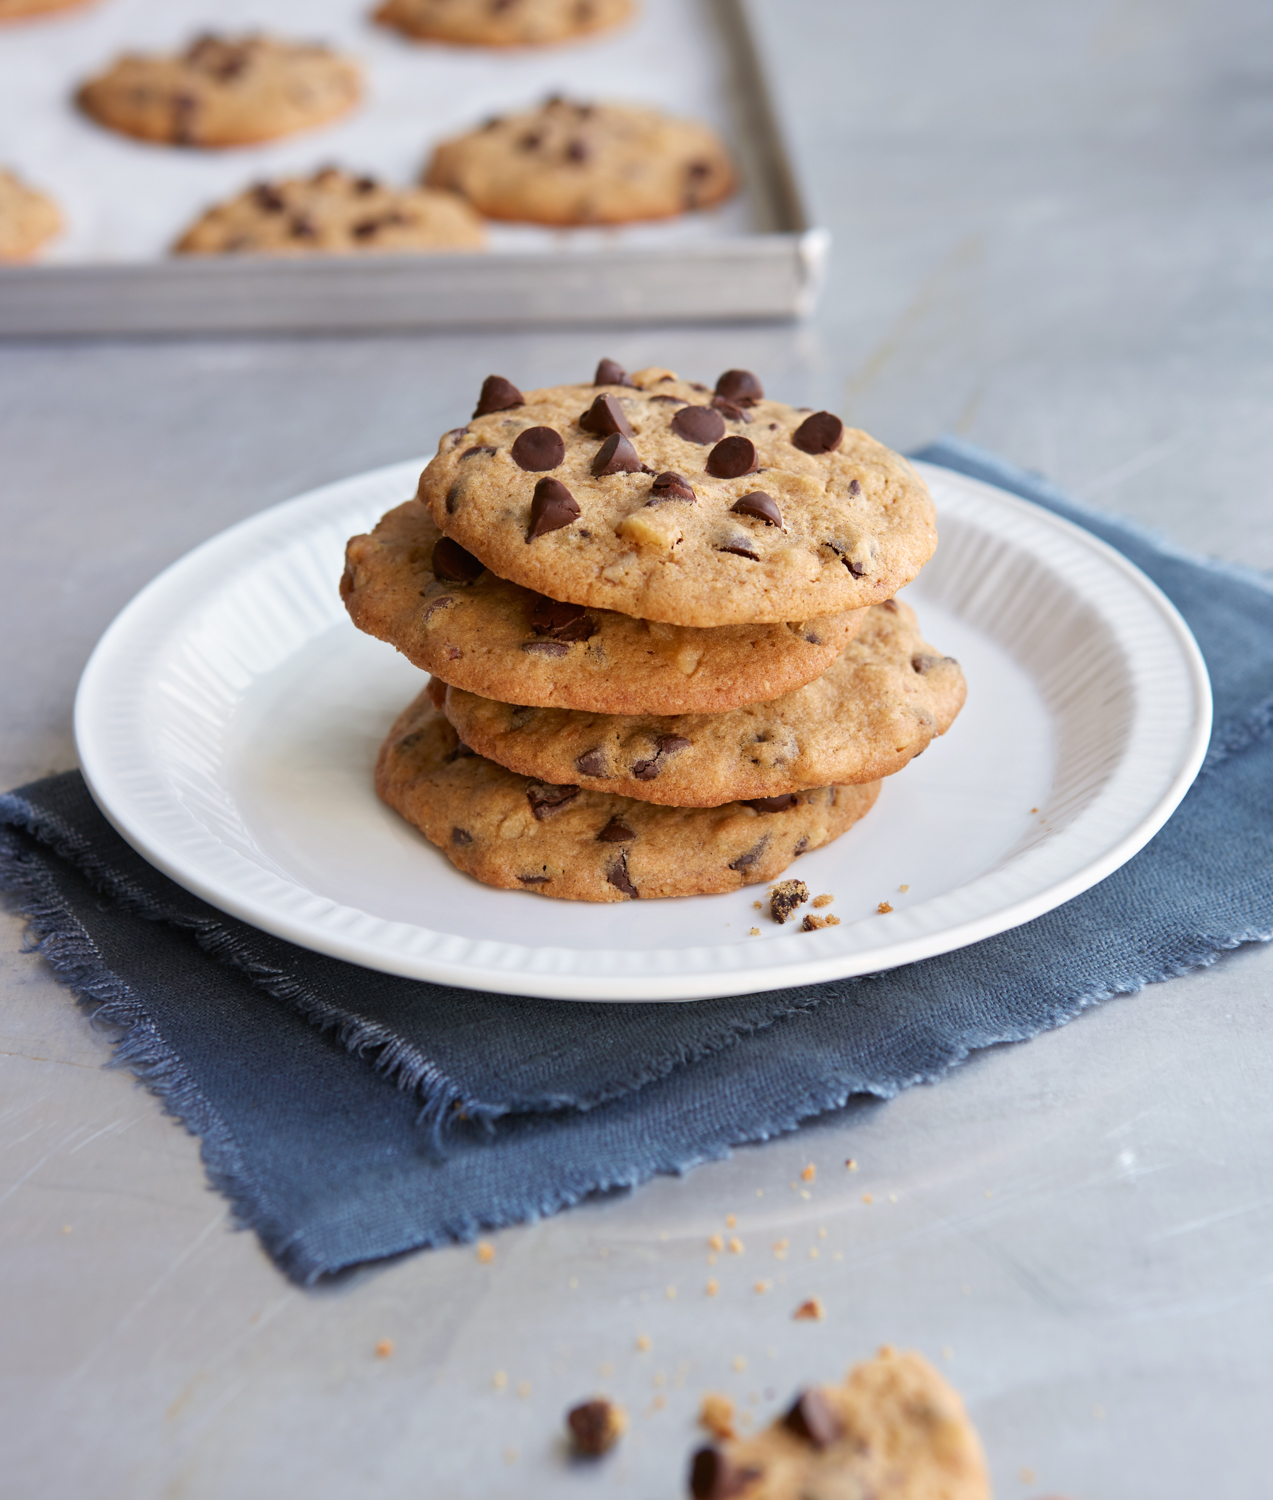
[666,1285,677,1300]
[475,1239,495,1263]
[898,883,910,892]
[877,901,893,914]
[753,1280,769,1294]
[817,1227,827,1239]
[845,1158,858,1171]
[802,913,840,930]
[770,879,809,923]
[636,1334,651,1351]
[772,1239,788,1259]
[732,1355,747,1372]
[801,1163,816,1182]
[493,1370,508,1389]
[862,1193,874,1204]
[793,1297,825,1321]
[725,1214,737,1228]
[708,1234,724,1252]
[503,1447,517,1464]
[375,1338,394,1359]
[749,927,760,936]
[699,1392,736,1439]
[517,1380,533,1398]
[706,1279,719,1296]
[728,1236,744,1254]
[752,900,762,909]
[567,1397,627,1456]
[808,1247,820,1259]
[651,1392,666,1412]
[1019,1468,1036,1485]
[811,893,834,908]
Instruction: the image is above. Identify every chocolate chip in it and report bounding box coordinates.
[579,392,634,439]
[594,358,634,387]
[352,218,380,240]
[521,640,568,657]
[431,536,485,583]
[527,784,580,820]
[472,375,524,418]
[451,827,473,845]
[596,817,635,843]
[527,478,580,539]
[716,540,760,561]
[172,92,199,146]
[743,793,798,812]
[290,214,318,241]
[252,183,285,212]
[444,739,477,762]
[445,481,463,515]
[631,734,691,781]
[460,444,497,460]
[782,1390,841,1449]
[792,411,844,455]
[576,747,607,777]
[671,405,726,445]
[646,471,696,505]
[518,132,542,151]
[649,393,684,405]
[518,874,551,885]
[792,835,809,856]
[512,426,565,472]
[565,139,590,162]
[728,837,769,872]
[422,594,455,620]
[606,851,639,899]
[769,878,808,921]
[848,477,861,495]
[441,426,469,448]
[689,1447,760,1499]
[529,596,596,641]
[567,1399,624,1457]
[707,436,758,479]
[592,432,644,476]
[730,490,781,526]
[714,369,764,406]
[687,160,714,181]
[711,396,751,423]
[355,176,378,194]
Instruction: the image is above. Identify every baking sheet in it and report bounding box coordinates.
[0,0,825,333]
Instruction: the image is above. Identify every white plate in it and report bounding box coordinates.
[74,460,1212,1002]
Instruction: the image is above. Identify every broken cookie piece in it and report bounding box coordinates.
[770,879,809,924]
[802,913,840,931]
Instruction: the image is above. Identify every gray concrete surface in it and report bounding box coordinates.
[3,1,1271,1495]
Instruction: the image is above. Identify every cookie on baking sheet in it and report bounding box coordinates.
[0,169,61,261]
[419,364,936,627]
[687,1347,990,1500]
[175,169,486,256]
[440,599,965,807]
[77,34,362,148]
[375,690,880,902]
[375,0,632,48]
[342,499,867,715]
[424,97,734,224]
[0,0,94,20]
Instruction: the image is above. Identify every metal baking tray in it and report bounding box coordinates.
[0,0,826,336]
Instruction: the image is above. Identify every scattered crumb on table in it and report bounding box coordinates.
[803,913,840,930]
[699,1392,736,1439]
[793,1296,825,1321]
[812,893,834,908]
[877,901,894,914]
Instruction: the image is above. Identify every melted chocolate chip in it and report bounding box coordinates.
[521,640,569,657]
[730,490,782,526]
[647,471,696,505]
[352,218,381,240]
[354,176,378,194]
[689,1447,761,1499]
[714,369,764,406]
[707,436,758,479]
[782,1390,841,1450]
[460,444,497,459]
[518,131,542,151]
[631,735,691,781]
[649,393,684,404]
[576,747,607,777]
[597,817,635,843]
[717,540,760,561]
[848,477,862,496]
[592,432,644,476]
[594,358,634,387]
[792,835,809,856]
[711,396,751,423]
[527,478,580,540]
[743,793,799,812]
[880,597,898,612]
[529,596,596,641]
[472,374,524,418]
[526,784,580,820]
[421,595,454,620]
[450,827,473,845]
[579,392,634,439]
[606,851,639,899]
[511,426,565,472]
[792,411,844,455]
[565,138,590,163]
[441,426,469,448]
[290,213,318,241]
[431,536,485,583]
[728,837,769,872]
[518,874,551,884]
[671,405,727,445]
[445,481,463,515]
[252,182,285,212]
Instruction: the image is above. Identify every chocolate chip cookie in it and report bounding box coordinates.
[0,168,60,261]
[0,0,94,19]
[342,499,866,715]
[687,1347,990,1500]
[424,97,734,224]
[419,365,937,626]
[175,169,486,256]
[78,34,362,147]
[375,690,880,902]
[375,0,632,47]
[439,599,965,806]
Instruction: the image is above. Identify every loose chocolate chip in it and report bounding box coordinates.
[671,405,727,445]
[728,837,769,872]
[527,478,580,540]
[431,536,485,583]
[714,369,764,406]
[782,1390,841,1450]
[689,1447,761,1499]
[717,540,760,561]
[847,477,862,496]
[707,436,758,479]
[743,794,799,812]
[597,817,635,843]
[592,432,644,476]
[646,471,696,505]
[521,640,569,657]
[631,734,691,781]
[579,392,634,439]
[529,596,596,641]
[594,358,634,387]
[252,183,285,212]
[460,444,497,460]
[606,851,639,899]
[472,374,524,418]
[730,490,782,526]
[527,784,580,820]
[518,874,551,885]
[576,747,607,777]
[792,411,844,455]
[565,139,590,163]
[451,827,473,845]
[567,1399,624,1457]
[512,426,565,472]
[711,396,751,423]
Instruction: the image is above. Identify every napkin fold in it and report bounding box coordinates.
[4,440,1271,1284]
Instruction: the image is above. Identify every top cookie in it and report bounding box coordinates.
[375,0,632,48]
[419,361,938,627]
[424,97,734,225]
[0,168,61,262]
[78,34,362,148]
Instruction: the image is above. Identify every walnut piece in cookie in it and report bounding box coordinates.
[425,97,735,225]
[375,0,632,47]
[770,880,808,924]
[77,34,362,147]
[175,169,486,256]
[566,1397,626,1456]
[0,168,61,262]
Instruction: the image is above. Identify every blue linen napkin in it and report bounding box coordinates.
[3,440,1270,1284]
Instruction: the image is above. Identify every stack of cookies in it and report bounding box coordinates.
[342,362,965,904]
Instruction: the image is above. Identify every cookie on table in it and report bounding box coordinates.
[77,34,362,148]
[0,0,94,19]
[419,363,938,628]
[376,689,880,902]
[342,499,866,715]
[424,96,734,224]
[375,0,632,48]
[688,1347,990,1500]
[0,169,61,262]
[175,169,486,256]
[440,599,965,806]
